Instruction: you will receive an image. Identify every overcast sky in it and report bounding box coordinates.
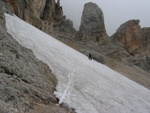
[60,0,150,36]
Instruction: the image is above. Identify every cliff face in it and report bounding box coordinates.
[110,19,150,72]
[140,27,150,56]
[4,0,48,23]
[2,0,76,38]
[112,20,142,55]
[8,0,62,22]
[77,2,108,45]
[111,20,150,55]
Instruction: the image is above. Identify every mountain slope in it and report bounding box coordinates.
[0,11,76,113]
[5,13,150,113]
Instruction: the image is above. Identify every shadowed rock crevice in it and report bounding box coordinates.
[40,0,53,20]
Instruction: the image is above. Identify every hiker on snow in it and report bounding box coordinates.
[88,53,92,60]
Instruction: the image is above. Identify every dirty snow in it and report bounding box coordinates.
[5,13,150,113]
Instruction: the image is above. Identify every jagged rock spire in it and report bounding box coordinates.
[77,2,108,45]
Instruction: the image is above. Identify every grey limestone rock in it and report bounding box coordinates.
[77,2,108,45]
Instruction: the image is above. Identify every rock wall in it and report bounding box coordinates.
[77,2,108,45]
[3,0,60,24]
[111,19,150,56]
[140,27,150,56]
[111,19,150,72]
[1,0,76,38]
[112,20,142,55]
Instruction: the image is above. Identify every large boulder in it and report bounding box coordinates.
[77,2,108,45]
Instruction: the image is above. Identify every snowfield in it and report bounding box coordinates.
[5,13,150,113]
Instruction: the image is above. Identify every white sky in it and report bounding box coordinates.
[60,0,150,36]
[5,13,150,113]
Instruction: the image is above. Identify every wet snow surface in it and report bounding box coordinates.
[5,13,150,113]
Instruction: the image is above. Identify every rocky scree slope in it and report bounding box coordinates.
[0,4,75,113]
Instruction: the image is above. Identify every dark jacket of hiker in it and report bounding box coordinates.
[88,53,92,60]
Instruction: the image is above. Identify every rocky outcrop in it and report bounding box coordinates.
[77,2,108,45]
[0,3,75,113]
[39,0,63,22]
[53,16,77,38]
[1,0,76,39]
[133,27,150,72]
[111,20,150,72]
[3,0,61,24]
[142,27,150,46]
[111,19,142,55]
[3,0,46,22]
[139,27,150,56]
[111,20,150,56]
